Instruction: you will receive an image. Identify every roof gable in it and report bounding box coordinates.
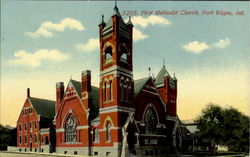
[134,77,150,97]
[65,79,99,119]
[29,97,55,119]
[155,66,171,85]
[69,79,82,97]
[134,77,167,112]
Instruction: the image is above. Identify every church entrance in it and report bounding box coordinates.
[126,122,138,155]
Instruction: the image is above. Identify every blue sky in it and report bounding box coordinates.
[1,1,249,126]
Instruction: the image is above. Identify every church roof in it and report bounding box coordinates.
[155,65,170,85]
[134,77,150,97]
[102,6,129,33]
[70,79,82,97]
[29,97,55,119]
[70,79,99,118]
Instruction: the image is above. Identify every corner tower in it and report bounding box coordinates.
[97,5,134,156]
[99,6,134,108]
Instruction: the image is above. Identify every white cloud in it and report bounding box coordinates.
[133,28,149,42]
[212,38,231,48]
[124,15,170,42]
[131,15,171,28]
[183,38,231,54]
[9,49,70,67]
[26,18,84,38]
[75,38,99,52]
[182,41,209,54]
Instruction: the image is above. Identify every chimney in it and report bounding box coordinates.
[56,82,64,113]
[27,88,30,97]
[81,70,92,110]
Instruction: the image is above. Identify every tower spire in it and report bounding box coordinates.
[115,0,117,8]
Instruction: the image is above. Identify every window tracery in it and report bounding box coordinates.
[119,77,131,101]
[65,114,77,143]
[144,107,158,134]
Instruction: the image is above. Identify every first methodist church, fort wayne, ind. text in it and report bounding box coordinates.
[16,5,184,157]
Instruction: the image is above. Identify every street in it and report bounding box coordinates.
[0,151,81,157]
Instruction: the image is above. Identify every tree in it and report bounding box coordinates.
[0,124,12,150]
[0,124,16,150]
[195,104,249,153]
[222,107,249,152]
[195,104,224,146]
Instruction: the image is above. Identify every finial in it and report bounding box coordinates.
[149,67,151,77]
[163,57,165,67]
[173,73,177,81]
[127,16,133,25]
[70,75,72,80]
[101,14,104,23]
[115,0,117,8]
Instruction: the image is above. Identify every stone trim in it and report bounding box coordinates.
[56,128,65,133]
[100,65,132,76]
[76,125,89,130]
[99,106,135,114]
[140,134,167,137]
[142,89,159,96]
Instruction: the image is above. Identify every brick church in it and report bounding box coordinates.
[16,5,180,157]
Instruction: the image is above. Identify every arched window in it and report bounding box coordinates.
[144,107,158,134]
[104,82,107,102]
[105,46,113,60]
[120,77,125,101]
[93,128,99,143]
[106,122,111,142]
[109,81,113,101]
[120,77,131,102]
[120,44,128,62]
[46,136,49,144]
[65,114,77,143]
[125,79,131,101]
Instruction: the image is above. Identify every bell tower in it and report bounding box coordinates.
[97,5,134,155]
[99,5,134,109]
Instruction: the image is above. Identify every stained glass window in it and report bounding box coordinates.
[65,114,77,143]
[145,107,157,134]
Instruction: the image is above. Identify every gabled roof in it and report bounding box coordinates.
[134,77,150,97]
[70,79,82,97]
[69,79,99,118]
[155,65,170,85]
[29,97,55,119]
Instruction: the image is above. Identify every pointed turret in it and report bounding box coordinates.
[155,65,171,86]
[112,5,121,17]
[173,73,177,81]
[99,14,106,26]
[127,16,133,26]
